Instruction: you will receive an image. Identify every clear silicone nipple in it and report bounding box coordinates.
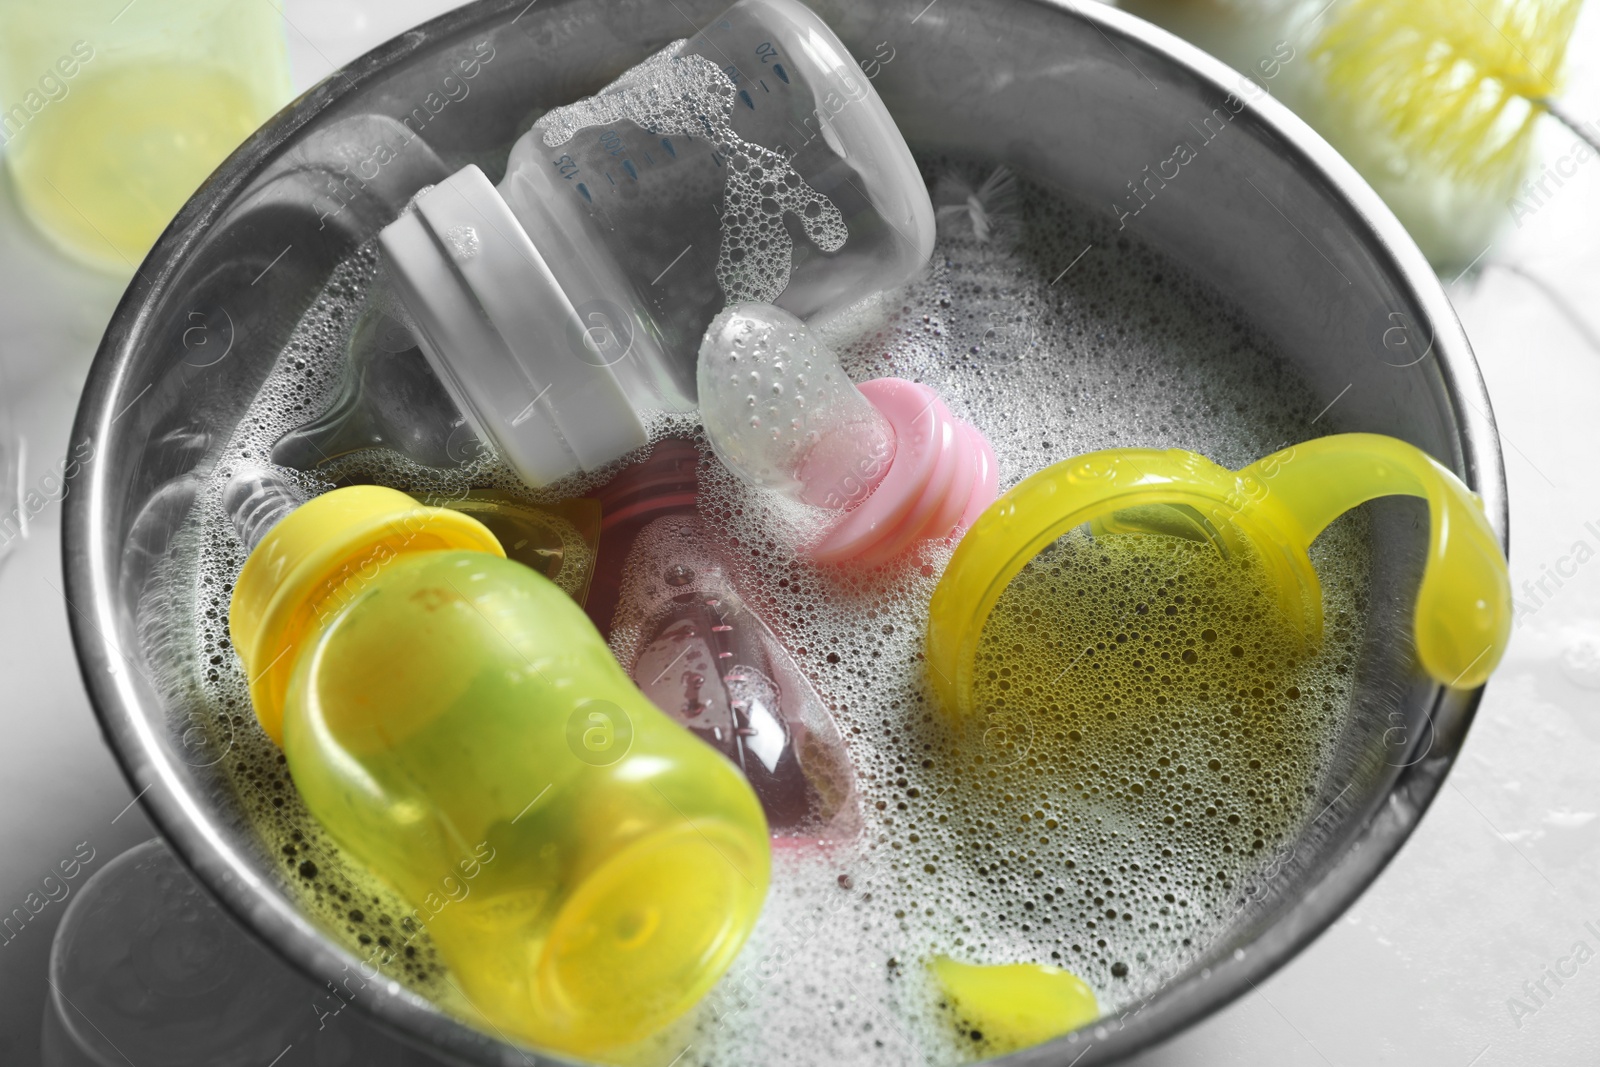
[222,465,305,552]
[271,285,484,473]
[698,303,896,509]
[698,303,999,565]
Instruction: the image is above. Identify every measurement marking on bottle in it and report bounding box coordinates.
[605,171,616,186]
[623,160,639,181]
[760,79,770,92]
[643,151,655,165]
[652,244,695,286]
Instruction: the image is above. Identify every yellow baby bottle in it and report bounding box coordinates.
[224,468,770,1056]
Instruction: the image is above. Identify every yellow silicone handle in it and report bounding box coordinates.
[927,434,1510,719]
[1233,433,1511,687]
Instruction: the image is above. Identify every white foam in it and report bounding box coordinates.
[538,42,848,305]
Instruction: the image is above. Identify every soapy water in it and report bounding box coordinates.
[956,532,1356,1016]
[538,42,848,307]
[146,158,1369,1064]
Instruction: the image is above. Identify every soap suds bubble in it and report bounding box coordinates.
[145,158,1369,1064]
[538,42,847,306]
[953,528,1352,1000]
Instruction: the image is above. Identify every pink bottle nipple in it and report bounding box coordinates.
[611,514,862,845]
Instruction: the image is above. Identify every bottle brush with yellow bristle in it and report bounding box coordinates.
[1313,0,1592,195]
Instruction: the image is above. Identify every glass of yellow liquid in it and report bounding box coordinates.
[0,0,291,271]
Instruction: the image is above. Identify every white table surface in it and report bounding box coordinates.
[1,1,1596,1064]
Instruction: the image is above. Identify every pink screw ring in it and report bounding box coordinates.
[810,379,998,566]
[695,305,997,566]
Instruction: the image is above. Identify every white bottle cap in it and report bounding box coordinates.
[378,165,648,486]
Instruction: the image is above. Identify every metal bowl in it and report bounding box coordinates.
[62,0,1505,1063]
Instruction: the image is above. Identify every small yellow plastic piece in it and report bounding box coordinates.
[429,491,602,605]
[931,957,1099,1051]
[229,486,771,1055]
[928,434,1511,719]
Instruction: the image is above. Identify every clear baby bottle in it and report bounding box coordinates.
[378,0,934,488]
